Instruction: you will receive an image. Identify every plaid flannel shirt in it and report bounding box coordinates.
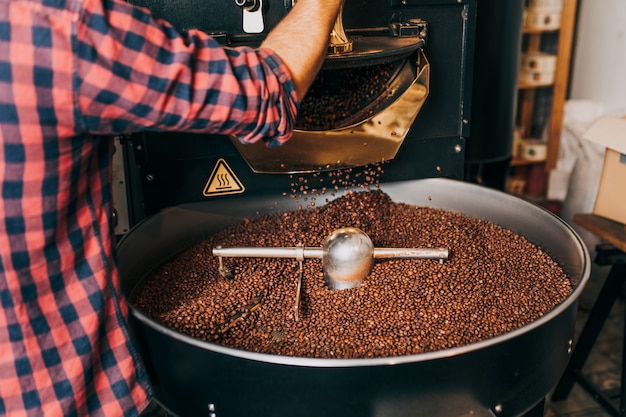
[0,0,299,414]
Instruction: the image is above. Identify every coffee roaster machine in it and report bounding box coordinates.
[116,0,481,227]
[114,1,591,416]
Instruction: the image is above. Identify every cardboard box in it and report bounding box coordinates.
[583,116,626,224]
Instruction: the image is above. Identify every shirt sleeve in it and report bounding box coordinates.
[75,0,299,145]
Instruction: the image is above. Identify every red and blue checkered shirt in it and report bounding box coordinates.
[0,0,299,414]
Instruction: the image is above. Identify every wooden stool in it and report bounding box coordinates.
[551,213,626,416]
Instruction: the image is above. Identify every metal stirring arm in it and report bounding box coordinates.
[213,245,448,261]
[213,228,449,320]
[213,246,323,259]
[373,247,449,260]
[212,227,449,288]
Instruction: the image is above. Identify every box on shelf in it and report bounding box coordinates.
[524,8,561,31]
[583,116,626,225]
[520,52,557,72]
[519,139,548,161]
[519,52,557,85]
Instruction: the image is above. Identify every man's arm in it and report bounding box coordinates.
[261,0,344,100]
[75,0,342,142]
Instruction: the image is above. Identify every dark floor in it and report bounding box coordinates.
[139,258,624,417]
[545,261,623,417]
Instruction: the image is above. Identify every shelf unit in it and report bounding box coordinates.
[509,0,578,200]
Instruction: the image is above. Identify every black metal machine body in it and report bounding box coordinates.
[121,0,478,224]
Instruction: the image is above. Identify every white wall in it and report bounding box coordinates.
[569,0,626,109]
[552,0,626,249]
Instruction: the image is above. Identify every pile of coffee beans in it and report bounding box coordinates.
[295,61,397,130]
[133,190,572,359]
[283,164,385,210]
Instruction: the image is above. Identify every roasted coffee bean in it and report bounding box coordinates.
[133,190,572,359]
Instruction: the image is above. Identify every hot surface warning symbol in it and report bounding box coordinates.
[203,158,245,196]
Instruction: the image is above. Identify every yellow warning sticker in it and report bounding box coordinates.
[203,158,245,196]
